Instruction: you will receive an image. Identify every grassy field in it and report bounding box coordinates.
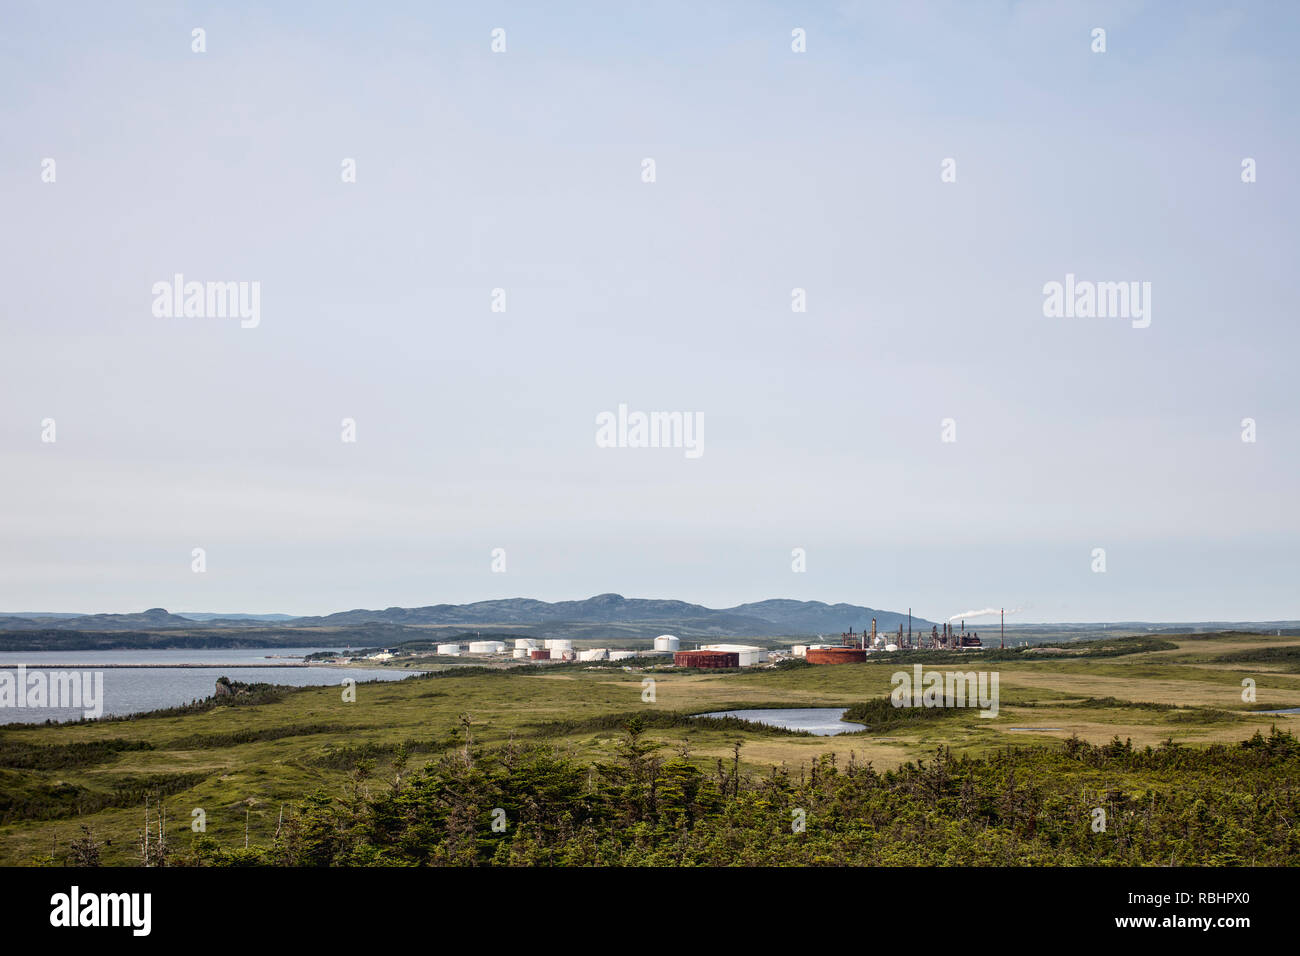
[2,631,1297,865]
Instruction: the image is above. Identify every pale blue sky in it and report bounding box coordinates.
[1,1,1296,622]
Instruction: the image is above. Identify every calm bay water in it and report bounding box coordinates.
[0,647,421,724]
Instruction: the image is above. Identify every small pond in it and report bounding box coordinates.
[698,707,865,736]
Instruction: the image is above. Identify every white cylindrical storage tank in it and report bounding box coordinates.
[653,635,680,652]
[549,639,573,653]
[515,638,538,650]
[701,643,764,667]
[436,643,461,656]
[791,645,808,658]
[512,648,529,659]
[468,640,507,654]
[884,643,899,652]
[608,650,635,661]
[577,648,607,662]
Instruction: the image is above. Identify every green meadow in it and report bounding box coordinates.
[2,632,1297,865]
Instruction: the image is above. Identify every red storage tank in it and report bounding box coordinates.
[530,649,551,660]
[805,647,868,665]
[674,650,740,668]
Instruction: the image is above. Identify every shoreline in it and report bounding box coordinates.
[0,662,319,669]
[0,661,425,670]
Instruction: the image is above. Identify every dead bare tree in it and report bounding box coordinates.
[460,712,474,766]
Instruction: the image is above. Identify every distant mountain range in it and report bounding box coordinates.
[287,594,930,638]
[0,608,207,630]
[0,595,932,639]
[0,608,280,631]
[174,612,301,622]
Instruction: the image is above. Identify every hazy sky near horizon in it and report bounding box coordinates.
[2,1,1297,623]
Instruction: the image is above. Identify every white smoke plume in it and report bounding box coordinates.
[949,607,1022,622]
